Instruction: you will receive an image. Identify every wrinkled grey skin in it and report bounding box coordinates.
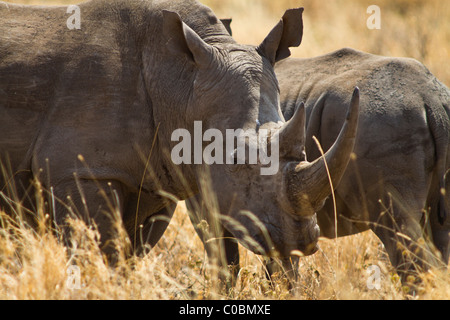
[188,46,450,286]
[276,48,450,280]
[0,0,359,263]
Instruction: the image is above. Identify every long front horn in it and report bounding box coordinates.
[284,87,360,215]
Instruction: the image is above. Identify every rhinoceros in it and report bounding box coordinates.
[276,48,450,279]
[0,0,359,264]
[189,45,449,284]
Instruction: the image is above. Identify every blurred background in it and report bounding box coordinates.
[206,0,449,86]
[6,0,450,85]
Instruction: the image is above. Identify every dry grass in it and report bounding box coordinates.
[1,201,449,300]
[1,0,449,300]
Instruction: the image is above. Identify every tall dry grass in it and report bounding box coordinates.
[1,0,449,300]
[1,200,449,300]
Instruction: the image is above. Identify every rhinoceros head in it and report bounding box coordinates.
[161,7,359,257]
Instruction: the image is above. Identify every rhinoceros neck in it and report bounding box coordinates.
[0,0,230,204]
[135,1,240,200]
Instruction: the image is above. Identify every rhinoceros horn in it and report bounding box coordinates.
[282,87,360,215]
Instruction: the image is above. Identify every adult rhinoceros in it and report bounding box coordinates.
[0,0,359,263]
[189,47,449,286]
[275,48,450,280]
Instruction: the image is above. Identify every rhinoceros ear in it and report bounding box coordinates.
[162,10,214,66]
[257,8,303,65]
[220,18,232,36]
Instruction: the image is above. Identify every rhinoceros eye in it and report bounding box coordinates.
[226,149,241,173]
[300,149,307,162]
[229,149,239,165]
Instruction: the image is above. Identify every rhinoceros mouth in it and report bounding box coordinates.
[279,224,320,257]
[222,215,320,258]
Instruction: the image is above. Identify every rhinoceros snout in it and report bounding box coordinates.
[273,218,320,257]
[302,224,320,255]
